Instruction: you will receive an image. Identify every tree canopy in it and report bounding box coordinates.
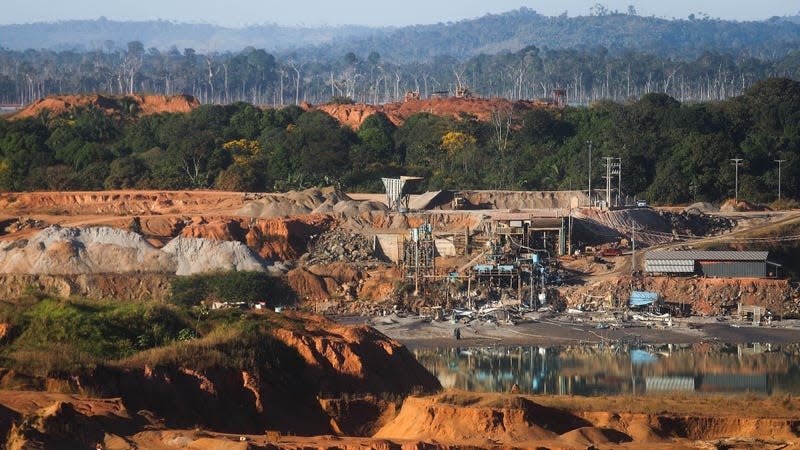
[1,78,799,205]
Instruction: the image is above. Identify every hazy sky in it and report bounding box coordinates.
[3,0,799,26]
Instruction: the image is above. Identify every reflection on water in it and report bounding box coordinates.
[413,343,800,396]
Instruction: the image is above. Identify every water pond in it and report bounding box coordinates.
[413,343,800,397]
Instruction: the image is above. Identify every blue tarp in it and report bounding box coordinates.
[631,349,659,365]
[629,291,659,307]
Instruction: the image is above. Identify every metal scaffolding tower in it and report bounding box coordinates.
[403,221,436,293]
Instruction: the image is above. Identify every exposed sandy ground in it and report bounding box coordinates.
[12,94,199,119]
[2,389,797,450]
[314,96,559,129]
[361,314,800,348]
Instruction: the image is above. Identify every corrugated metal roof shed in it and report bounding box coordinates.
[645,259,694,273]
[645,376,695,392]
[699,374,767,393]
[645,251,768,261]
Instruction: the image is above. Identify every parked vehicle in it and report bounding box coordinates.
[599,248,623,257]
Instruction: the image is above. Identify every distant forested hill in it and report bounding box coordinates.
[315,9,800,62]
[0,17,379,52]
[1,9,800,61]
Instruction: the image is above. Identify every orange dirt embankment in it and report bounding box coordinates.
[14,93,555,130]
[12,94,200,120]
[565,275,792,316]
[0,190,246,218]
[3,384,799,449]
[286,263,401,305]
[375,392,800,449]
[0,313,440,448]
[314,96,558,129]
[272,314,439,395]
[175,214,336,260]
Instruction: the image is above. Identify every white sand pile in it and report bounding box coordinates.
[0,226,267,276]
[462,190,588,210]
[238,187,387,218]
[161,237,265,275]
[0,225,174,275]
[685,202,719,214]
[236,187,334,217]
[316,199,388,215]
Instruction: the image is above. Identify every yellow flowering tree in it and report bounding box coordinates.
[222,139,261,166]
[440,131,477,177]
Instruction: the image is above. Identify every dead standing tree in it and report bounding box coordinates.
[121,41,144,95]
[205,52,222,104]
[288,60,303,105]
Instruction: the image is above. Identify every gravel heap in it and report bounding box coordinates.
[660,210,735,237]
[302,228,380,265]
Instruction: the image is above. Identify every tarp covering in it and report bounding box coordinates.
[631,349,659,365]
[630,290,659,306]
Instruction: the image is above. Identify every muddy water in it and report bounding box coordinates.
[414,343,800,396]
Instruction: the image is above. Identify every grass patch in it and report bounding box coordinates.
[0,297,190,375]
[118,316,305,374]
[169,271,293,307]
[0,293,309,378]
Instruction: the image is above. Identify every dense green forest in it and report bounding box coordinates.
[2,9,800,106]
[1,78,798,205]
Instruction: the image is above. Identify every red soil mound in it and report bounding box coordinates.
[315,96,558,129]
[0,313,439,442]
[13,94,200,119]
[272,315,440,396]
[720,198,770,212]
[15,94,551,130]
[375,393,597,446]
[176,215,336,260]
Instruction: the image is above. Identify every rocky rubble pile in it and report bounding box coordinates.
[661,210,735,237]
[302,228,380,265]
[1,217,45,235]
[565,276,793,316]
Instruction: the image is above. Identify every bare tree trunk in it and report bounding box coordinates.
[394,71,401,101]
[205,54,218,104]
[222,63,229,103]
[292,64,301,105]
[279,70,285,106]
